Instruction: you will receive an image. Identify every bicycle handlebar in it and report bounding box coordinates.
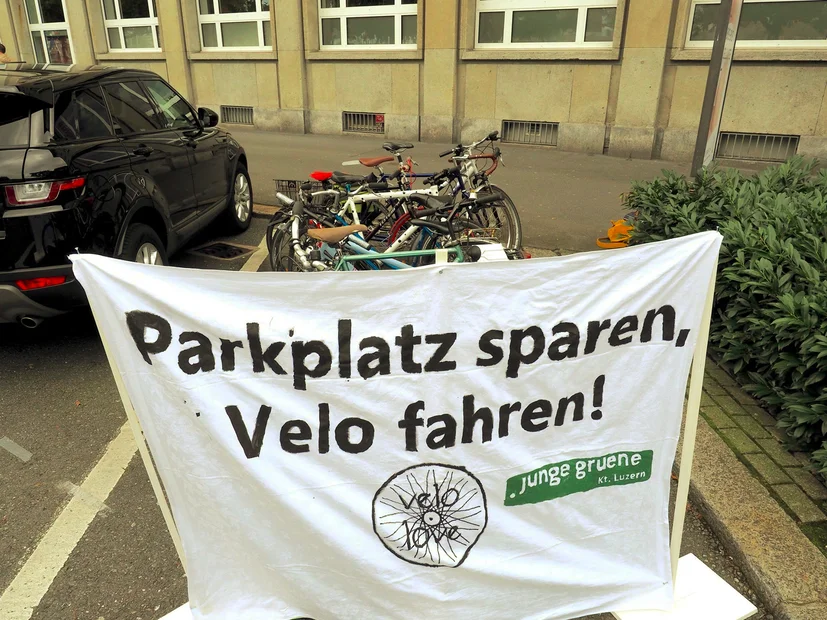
[275,192,294,207]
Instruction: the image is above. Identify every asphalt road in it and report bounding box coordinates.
[0,185,770,619]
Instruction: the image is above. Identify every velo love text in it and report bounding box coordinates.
[124,305,692,461]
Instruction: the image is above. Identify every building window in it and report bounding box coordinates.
[103,0,161,51]
[319,0,418,50]
[198,0,272,50]
[475,0,617,48]
[24,0,74,63]
[687,0,827,47]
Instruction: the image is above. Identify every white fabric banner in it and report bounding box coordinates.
[71,231,721,620]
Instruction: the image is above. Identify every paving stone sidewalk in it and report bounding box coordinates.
[701,359,827,551]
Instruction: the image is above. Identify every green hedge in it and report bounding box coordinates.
[624,157,827,477]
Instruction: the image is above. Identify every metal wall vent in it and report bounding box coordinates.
[502,120,559,146]
[343,111,385,134]
[220,105,254,125]
[716,132,799,163]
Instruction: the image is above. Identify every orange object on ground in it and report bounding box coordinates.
[596,214,635,249]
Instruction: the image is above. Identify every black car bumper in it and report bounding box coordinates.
[0,264,87,323]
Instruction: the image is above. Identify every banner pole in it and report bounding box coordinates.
[669,258,719,582]
[89,305,188,573]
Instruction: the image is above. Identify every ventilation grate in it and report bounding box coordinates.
[220,105,254,125]
[716,132,799,163]
[189,242,256,260]
[343,111,385,134]
[502,120,559,146]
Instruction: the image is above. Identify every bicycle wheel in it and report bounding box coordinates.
[268,224,301,272]
[470,184,522,250]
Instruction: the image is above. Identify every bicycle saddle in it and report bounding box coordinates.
[331,171,368,184]
[382,142,414,153]
[307,224,368,244]
[359,155,395,167]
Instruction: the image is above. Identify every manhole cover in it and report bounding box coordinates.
[189,242,255,260]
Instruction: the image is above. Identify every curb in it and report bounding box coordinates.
[253,203,279,217]
[677,415,827,619]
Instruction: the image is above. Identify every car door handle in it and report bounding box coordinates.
[132,145,154,157]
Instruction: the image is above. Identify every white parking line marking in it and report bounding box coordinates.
[0,423,136,620]
[241,230,269,273]
[0,437,32,463]
[58,482,110,513]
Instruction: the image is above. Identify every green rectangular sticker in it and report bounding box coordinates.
[505,450,653,506]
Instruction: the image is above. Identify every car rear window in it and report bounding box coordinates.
[53,86,114,143]
[0,94,32,147]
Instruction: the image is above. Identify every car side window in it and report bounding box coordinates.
[53,86,114,143]
[102,81,163,136]
[143,80,198,130]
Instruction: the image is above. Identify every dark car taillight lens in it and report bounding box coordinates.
[15,276,67,290]
[4,177,85,206]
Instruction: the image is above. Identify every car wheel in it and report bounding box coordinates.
[119,223,168,266]
[226,164,253,232]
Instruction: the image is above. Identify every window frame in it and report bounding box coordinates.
[24,0,76,65]
[474,0,618,49]
[197,0,272,51]
[102,0,161,52]
[686,0,827,49]
[318,0,418,51]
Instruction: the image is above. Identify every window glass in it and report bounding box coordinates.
[322,18,341,45]
[32,36,47,62]
[54,87,114,142]
[199,0,216,14]
[221,21,259,46]
[25,0,39,24]
[262,20,271,46]
[321,0,339,7]
[143,80,198,129]
[103,81,162,135]
[585,7,615,42]
[39,0,65,23]
[478,12,504,44]
[511,9,577,43]
[347,16,394,45]
[103,0,117,20]
[120,0,150,19]
[201,23,218,47]
[0,96,32,147]
[218,0,255,13]
[346,0,393,5]
[739,1,827,40]
[123,25,154,48]
[108,28,122,49]
[690,3,718,41]
[401,14,416,45]
[44,30,72,63]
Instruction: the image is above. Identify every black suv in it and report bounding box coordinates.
[0,64,252,326]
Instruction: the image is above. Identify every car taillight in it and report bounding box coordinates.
[4,177,85,206]
[15,276,67,291]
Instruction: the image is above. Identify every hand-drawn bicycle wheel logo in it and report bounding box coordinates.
[372,463,488,568]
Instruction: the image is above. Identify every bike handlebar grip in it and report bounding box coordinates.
[275,192,295,207]
[438,149,453,158]
[367,182,389,191]
[389,169,402,180]
[474,193,501,206]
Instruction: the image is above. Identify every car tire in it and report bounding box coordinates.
[119,223,168,266]
[226,163,253,232]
